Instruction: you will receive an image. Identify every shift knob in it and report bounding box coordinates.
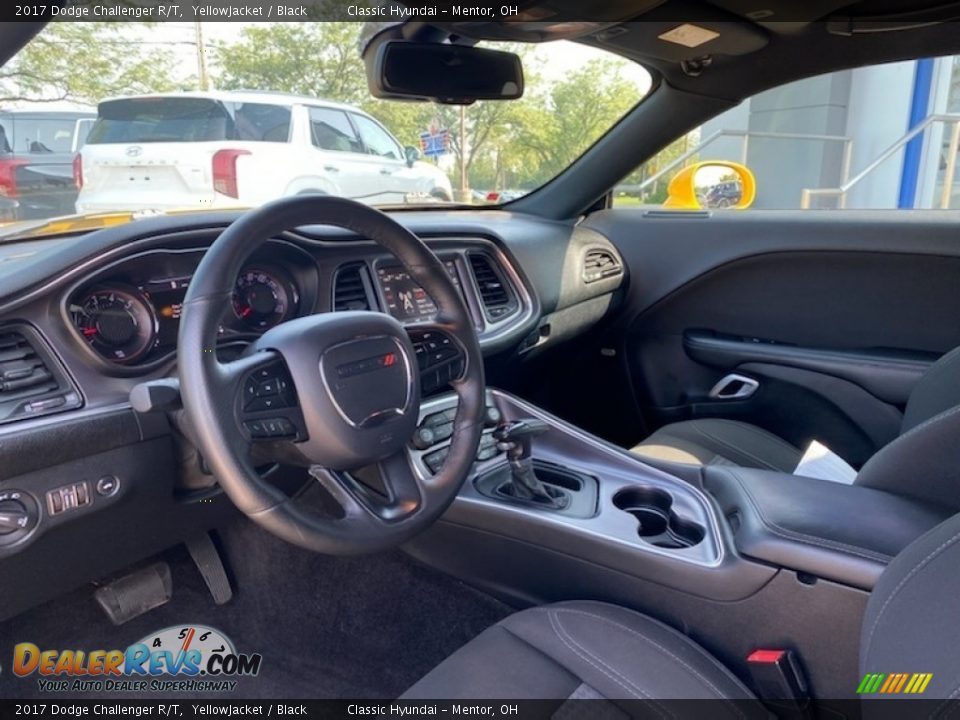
[493,418,550,461]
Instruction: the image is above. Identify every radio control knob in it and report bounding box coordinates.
[412,426,437,450]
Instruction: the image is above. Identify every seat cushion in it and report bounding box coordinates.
[402,600,759,714]
[631,418,802,472]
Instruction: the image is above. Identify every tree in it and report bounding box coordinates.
[215,24,368,104]
[0,23,179,106]
[513,58,640,187]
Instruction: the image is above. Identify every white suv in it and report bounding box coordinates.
[74,91,453,213]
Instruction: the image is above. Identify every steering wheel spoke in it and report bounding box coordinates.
[218,350,307,446]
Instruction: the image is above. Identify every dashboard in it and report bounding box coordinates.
[0,208,625,619]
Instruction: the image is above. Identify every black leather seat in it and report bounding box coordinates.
[404,511,960,708]
[630,347,960,509]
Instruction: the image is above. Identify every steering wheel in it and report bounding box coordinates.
[178,196,485,554]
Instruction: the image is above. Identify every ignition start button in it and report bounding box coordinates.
[96,475,120,497]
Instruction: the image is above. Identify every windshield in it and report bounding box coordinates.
[0,21,651,232]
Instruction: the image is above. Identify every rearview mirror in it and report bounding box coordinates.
[664,162,756,210]
[369,41,524,105]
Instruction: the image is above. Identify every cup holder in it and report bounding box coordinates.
[613,487,705,549]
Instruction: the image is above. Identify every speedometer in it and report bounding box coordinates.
[232,269,295,330]
[71,287,158,363]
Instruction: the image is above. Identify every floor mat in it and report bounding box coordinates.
[0,518,512,699]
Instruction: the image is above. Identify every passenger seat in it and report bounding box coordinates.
[631,346,960,508]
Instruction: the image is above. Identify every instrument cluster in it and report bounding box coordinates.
[66,245,310,367]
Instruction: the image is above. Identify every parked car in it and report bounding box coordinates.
[74,91,453,213]
[0,108,94,220]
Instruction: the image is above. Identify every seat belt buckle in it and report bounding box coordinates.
[747,649,809,712]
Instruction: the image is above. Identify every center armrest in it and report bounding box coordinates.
[703,466,951,589]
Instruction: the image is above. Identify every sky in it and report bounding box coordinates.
[121,21,654,94]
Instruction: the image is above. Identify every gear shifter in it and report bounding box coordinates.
[493,419,567,509]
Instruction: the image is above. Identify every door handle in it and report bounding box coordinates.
[324,165,339,173]
[708,374,759,400]
[380,168,393,175]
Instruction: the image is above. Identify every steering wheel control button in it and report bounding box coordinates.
[408,329,465,397]
[47,481,93,516]
[96,475,120,498]
[245,417,297,440]
[243,364,297,412]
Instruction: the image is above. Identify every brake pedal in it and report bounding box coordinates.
[186,532,233,605]
[95,562,172,625]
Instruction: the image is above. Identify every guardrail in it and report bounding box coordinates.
[617,129,854,197]
[800,114,960,209]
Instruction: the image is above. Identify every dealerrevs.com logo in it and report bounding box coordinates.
[12,625,263,694]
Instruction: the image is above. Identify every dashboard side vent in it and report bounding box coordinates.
[468,252,518,321]
[333,263,375,312]
[0,325,81,424]
[583,248,623,283]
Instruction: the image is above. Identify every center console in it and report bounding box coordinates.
[403,388,952,700]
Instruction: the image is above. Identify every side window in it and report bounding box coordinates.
[308,107,362,153]
[231,103,291,142]
[615,54,960,210]
[351,114,403,161]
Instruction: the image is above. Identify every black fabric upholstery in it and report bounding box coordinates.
[861,512,960,703]
[901,345,960,433]
[631,418,801,472]
[854,405,960,510]
[403,600,759,714]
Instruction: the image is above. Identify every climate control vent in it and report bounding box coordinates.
[0,325,80,424]
[332,263,374,312]
[468,253,517,321]
[583,248,623,283]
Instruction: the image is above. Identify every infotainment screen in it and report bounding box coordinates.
[376,261,462,323]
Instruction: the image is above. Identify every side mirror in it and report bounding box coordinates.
[404,145,421,168]
[664,161,756,210]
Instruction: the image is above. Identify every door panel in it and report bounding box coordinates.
[578,210,960,464]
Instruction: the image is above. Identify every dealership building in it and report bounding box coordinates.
[699,54,960,209]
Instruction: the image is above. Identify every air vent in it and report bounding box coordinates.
[468,253,517,321]
[333,263,373,312]
[0,325,81,424]
[583,248,623,283]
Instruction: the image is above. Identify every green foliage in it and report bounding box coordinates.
[0,23,179,106]
[212,24,647,193]
[215,24,368,104]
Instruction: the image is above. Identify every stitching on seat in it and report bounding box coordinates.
[552,607,749,719]
[863,527,960,663]
[724,469,892,562]
[689,423,782,471]
[892,404,960,445]
[564,602,758,699]
[545,609,673,719]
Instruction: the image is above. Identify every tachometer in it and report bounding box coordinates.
[71,287,157,363]
[232,268,295,330]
